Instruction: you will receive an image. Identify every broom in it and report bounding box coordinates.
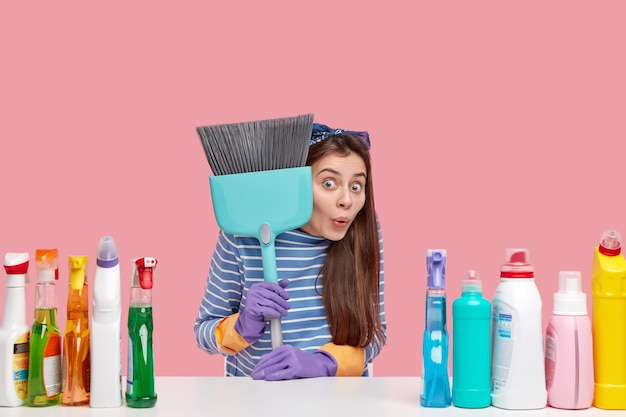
[197,113,314,349]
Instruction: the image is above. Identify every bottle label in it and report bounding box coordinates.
[492,306,513,391]
[84,347,91,394]
[545,330,556,391]
[13,332,30,400]
[127,338,134,395]
[43,333,62,398]
[421,331,444,398]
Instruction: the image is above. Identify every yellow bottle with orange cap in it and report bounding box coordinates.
[592,229,626,409]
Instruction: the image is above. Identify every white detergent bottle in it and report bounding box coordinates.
[0,253,30,407]
[90,236,122,407]
[491,248,547,410]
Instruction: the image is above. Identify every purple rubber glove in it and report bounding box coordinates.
[251,344,338,381]
[234,279,290,343]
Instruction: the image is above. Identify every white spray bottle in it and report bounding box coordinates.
[0,253,30,406]
[90,236,122,407]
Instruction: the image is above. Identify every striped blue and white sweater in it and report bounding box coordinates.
[194,226,386,376]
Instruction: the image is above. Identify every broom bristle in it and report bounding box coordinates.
[197,114,314,176]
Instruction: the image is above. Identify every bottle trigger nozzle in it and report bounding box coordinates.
[136,257,157,290]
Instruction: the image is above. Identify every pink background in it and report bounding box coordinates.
[1,2,625,377]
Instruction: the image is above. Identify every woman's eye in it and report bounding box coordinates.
[351,183,363,192]
[323,179,336,189]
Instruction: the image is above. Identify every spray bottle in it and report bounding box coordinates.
[452,269,491,408]
[90,236,122,408]
[545,271,593,409]
[0,253,30,407]
[62,256,90,406]
[420,249,451,408]
[491,248,546,410]
[28,248,62,406]
[126,257,158,408]
[591,229,626,409]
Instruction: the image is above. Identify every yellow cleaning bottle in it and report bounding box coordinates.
[591,229,626,409]
[62,256,90,406]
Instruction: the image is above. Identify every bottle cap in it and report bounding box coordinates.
[500,248,534,278]
[598,229,622,256]
[553,271,587,315]
[4,252,30,286]
[426,249,446,289]
[97,236,119,268]
[35,249,59,282]
[4,252,29,275]
[462,269,482,293]
[133,257,157,289]
[69,256,88,290]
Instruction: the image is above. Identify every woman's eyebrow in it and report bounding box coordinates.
[315,167,340,176]
[315,167,367,180]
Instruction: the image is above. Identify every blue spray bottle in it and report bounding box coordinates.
[420,249,451,408]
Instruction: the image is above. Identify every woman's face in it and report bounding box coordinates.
[300,151,367,241]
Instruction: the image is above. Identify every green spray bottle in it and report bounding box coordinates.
[451,270,492,408]
[126,257,157,408]
[28,248,61,406]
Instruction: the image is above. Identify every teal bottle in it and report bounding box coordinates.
[452,270,491,408]
[126,257,157,408]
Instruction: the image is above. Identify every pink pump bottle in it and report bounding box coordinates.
[544,271,594,409]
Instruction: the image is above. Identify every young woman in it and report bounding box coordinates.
[194,123,386,380]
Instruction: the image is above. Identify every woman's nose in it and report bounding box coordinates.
[337,188,353,208]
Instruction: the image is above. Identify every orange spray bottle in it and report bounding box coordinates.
[62,256,90,405]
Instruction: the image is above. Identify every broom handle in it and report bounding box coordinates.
[260,234,283,349]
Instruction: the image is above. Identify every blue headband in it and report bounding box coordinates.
[310,123,371,149]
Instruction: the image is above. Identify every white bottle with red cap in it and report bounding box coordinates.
[490,248,547,410]
[0,253,30,406]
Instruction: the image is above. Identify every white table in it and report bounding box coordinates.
[1,377,623,416]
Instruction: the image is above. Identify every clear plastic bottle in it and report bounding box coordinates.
[420,249,451,408]
[491,248,546,409]
[28,248,62,407]
[545,271,593,409]
[452,270,491,408]
[126,257,158,408]
[0,252,30,407]
[591,229,626,409]
[62,255,90,406]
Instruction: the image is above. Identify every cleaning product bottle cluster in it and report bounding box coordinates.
[447,249,547,410]
[439,239,615,411]
[0,235,159,409]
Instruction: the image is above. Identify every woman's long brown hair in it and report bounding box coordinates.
[306,134,383,348]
